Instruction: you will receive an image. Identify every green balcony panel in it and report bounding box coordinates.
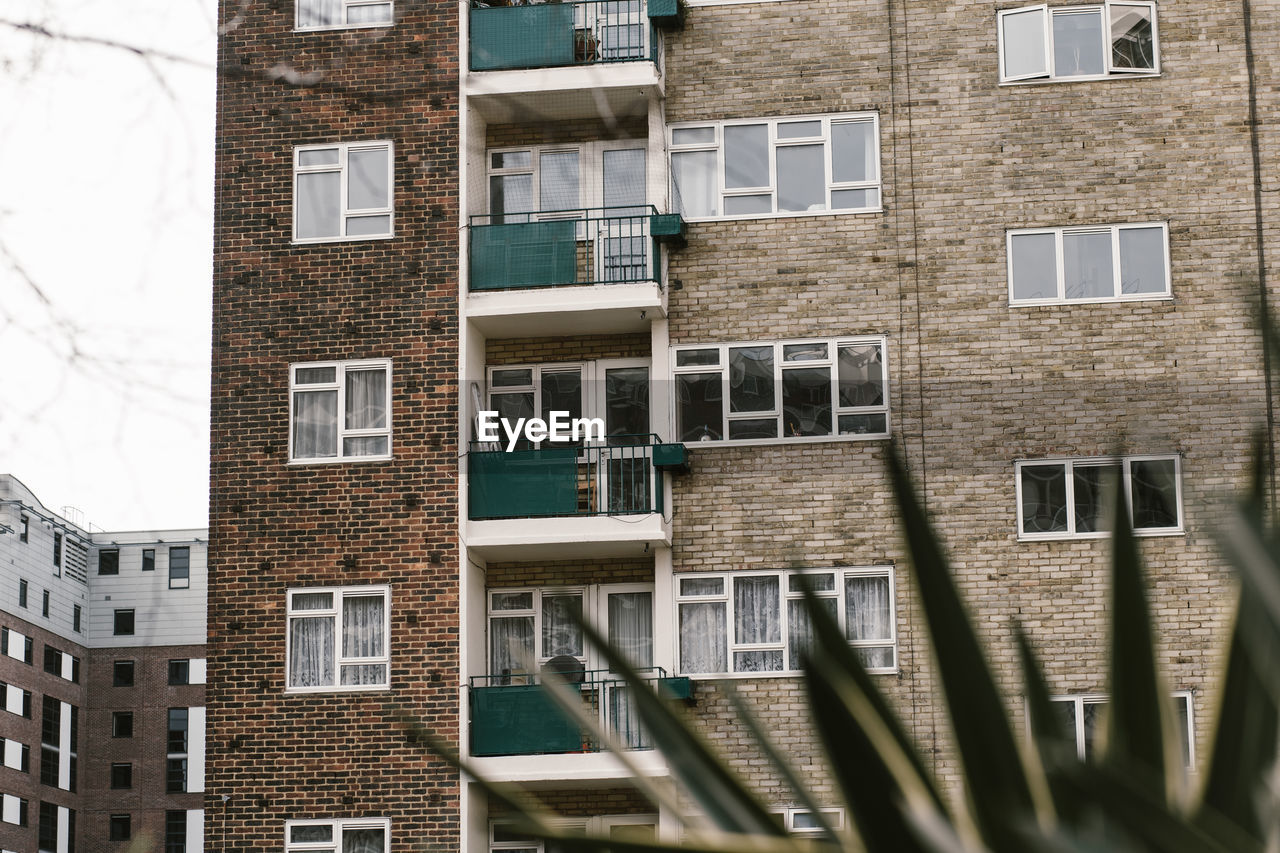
[646,0,683,30]
[469,446,580,519]
[470,684,584,756]
[470,4,575,71]
[470,220,579,290]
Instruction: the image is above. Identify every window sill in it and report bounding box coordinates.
[680,431,890,449]
[681,206,883,225]
[999,71,1160,86]
[287,455,393,465]
[294,22,395,33]
[284,684,392,695]
[291,232,396,246]
[1017,527,1184,542]
[1010,294,1172,308]
[684,667,897,681]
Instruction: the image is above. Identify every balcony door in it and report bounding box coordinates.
[598,148,649,283]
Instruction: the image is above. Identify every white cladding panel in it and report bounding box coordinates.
[189,706,206,793]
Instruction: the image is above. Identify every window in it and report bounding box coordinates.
[113,609,135,636]
[52,532,61,567]
[169,659,190,685]
[1007,222,1169,304]
[142,548,155,571]
[998,2,1158,82]
[40,698,76,793]
[110,814,131,842]
[167,708,188,793]
[286,818,390,853]
[673,337,889,444]
[670,113,880,220]
[290,360,393,462]
[112,711,134,738]
[293,141,393,242]
[169,546,190,589]
[113,660,135,687]
[42,647,58,676]
[2,628,33,664]
[17,580,26,609]
[98,549,119,575]
[296,0,393,30]
[1017,455,1182,539]
[1050,692,1193,767]
[165,810,187,853]
[110,762,132,790]
[72,606,80,634]
[488,584,654,676]
[41,590,48,619]
[18,516,28,543]
[676,568,896,676]
[3,738,29,773]
[1,794,26,827]
[2,683,33,718]
[287,587,390,691]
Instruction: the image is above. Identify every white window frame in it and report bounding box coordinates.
[1006,222,1170,306]
[675,567,897,679]
[295,0,394,31]
[671,336,890,446]
[486,583,655,673]
[285,818,392,852]
[997,1,1160,83]
[1015,455,1184,540]
[285,586,392,693]
[491,816,656,852]
[1048,691,1194,768]
[668,113,881,222]
[486,139,648,217]
[292,141,394,243]
[288,359,393,464]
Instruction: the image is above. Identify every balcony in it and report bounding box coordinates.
[464,435,685,559]
[466,0,680,121]
[466,207,686,336]
[469,667,691,757]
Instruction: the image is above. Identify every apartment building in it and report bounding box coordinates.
[210,0,1277,849]
[0,475,207,853]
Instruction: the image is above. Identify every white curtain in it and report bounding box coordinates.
[845,576,890,642]
[290,616,335,688]
[734,576,780,643]
[541,594,583,659]
[343,828,386,853]
[679,601,725,673]
[490,616,533,680]
[671,151,717,219]
[294,390,338,458]
[340,595,385,686]
[607,592,652,669]
[345,369,387,430]
[787,597,837,670]
[298,0,343,27]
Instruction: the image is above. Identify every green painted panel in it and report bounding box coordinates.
[470,4,575,71]
[470,220,579,290]
[468,446,580,519]
[470,685,584,756]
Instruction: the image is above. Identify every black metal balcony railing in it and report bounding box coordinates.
[469,667,691,756]
[467,434,668,520]
[469,206,685,291]
[470,0,668,72]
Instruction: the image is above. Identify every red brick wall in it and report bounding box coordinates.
[209,0,461,848]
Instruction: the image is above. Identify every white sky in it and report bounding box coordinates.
[0,0,217,531]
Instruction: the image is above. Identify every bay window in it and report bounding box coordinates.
[669,113,880,220]
[1017,455,1182,539]
[1007,223,1169,304]
[676,568,896,676]
[286,586,390,691]
[673,337,888,444]
[998,2,1158,82]
[290,360,392,462]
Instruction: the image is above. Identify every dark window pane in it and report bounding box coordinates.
[781,367,832,437]
[112,712,134,738]
[113,661,135,687]
[1130,459,1179,529]
[729,346,775,413]
[98,550,119,575]
[1110,3,1155,70]
[169,660,190,685]
[676,373,722,442]
[113,610,135,637]
[1073,464,1120,533]
[142,549,155,571]
[110,814,132,841]
[166,758,187,793]
[165,810,187,853]
[110,763,132,789]
[1021,464,1068,533]
[168,708,189,754]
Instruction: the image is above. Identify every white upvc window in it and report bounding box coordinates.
[672,337,888,445]
[492,816,657,852]
[286,818,391,852]
[1049,691,1194,767]
[1016,455,1183,540]
[1007,222,1170,305]
[676,567,897,678]
[998,2,1159,82]
[669,113,880,221]
[286,586,390,692]
[486,140,648,219]
[289,360,392,463]
[293,141,394,242]
[296,0,393,30]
